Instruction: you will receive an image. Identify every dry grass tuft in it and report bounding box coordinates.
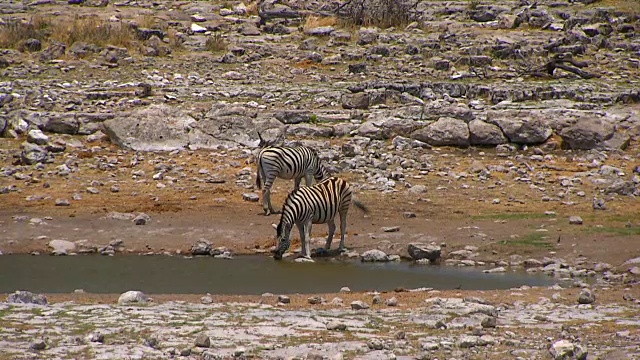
[135,14,158,29]
[205,32,227,53]
[593,0,640,13]
[51,16,135,48]
[166,29,185,53]
[303,15,337,32]
[0,15,135,51]
[337,0,415,29]
[245,1,260,16]
[0,16,49,49]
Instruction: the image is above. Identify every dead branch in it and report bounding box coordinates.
[521,54,598,79]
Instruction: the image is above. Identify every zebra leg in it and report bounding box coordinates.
[262,187,272,216]
[296,223,306,258]
[262,174,278,215]
[338,210,349,252]
[299,221,313,259]
[324,220,336,251]
[304,173,313,186]
[294,176,302,190]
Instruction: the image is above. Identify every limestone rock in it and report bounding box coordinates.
[360,249,389,262]
[411,117,470,147]
[578,288,595,304]
[117,290,149,305]
[560,117,629,150]
[20,142,47,165]
[489,116,552,144]
[469,119,507,146]
[48,239,76,255]
[103,104,196,151]
[26,129,49,145]
[351,300,370,310]
[407,243,441,262]
[7,291,48,305]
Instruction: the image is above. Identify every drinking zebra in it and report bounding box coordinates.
[272,176,369,260]
[255,141,330,216]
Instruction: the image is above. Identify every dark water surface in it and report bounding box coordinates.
[0,255,559,294]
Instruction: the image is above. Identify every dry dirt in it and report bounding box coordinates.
[1,136,639,269]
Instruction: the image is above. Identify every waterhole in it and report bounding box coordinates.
[0,255,560,294]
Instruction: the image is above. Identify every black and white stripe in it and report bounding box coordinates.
[255,146,330,216]
[273,177,368,260]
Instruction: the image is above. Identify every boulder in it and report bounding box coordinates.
[342,92,370,110]
[411,117,469,147]
[0,115,7,136]
[408,243,441,262]
[48,239,76,255]
[20,142,47,165]
[239,23,261,36]
[578,288,595,304]
[194,333,211,348]
[7,291,48,305]
[43,113,79,134]
[27,129,49,145]
[5,114,30,137]
[559,117,629,150]
[285,124,334,138]
[469,119,508,145]
[360,249,389,262]
[357,117,415,140]
[103,104,197,151]
[350,300,370,310]
[274,110,313,124]
[489,116,552,144]
[191,240,212,256]
[117,290,149,305]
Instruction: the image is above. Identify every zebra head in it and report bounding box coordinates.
[273,221,292,260]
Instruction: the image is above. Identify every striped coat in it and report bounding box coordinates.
[273,177,368,260]
[256,146,330,216]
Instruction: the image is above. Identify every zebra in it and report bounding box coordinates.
[272,176,369,260]
[255,136,330,216]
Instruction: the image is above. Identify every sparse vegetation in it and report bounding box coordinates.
[471,212,552,221]
[582,226,640,236]
[245,1,259,16]
[0,16,49,49]
[467,0,482,11]
[167,29,186,53]
[499,232,553,248]
[303,15,337,32]
[205,32,227,53]
[51,16,135,49]
[336,0,418,29]
[0,15,135,51]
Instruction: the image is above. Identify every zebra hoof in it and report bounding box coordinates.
[294,256,314,263]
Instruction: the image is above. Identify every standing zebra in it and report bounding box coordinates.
[272,176,369,260]
[255,141,330,216]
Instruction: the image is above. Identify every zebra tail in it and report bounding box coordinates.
[353,200,369,214]
[255,161,262,190]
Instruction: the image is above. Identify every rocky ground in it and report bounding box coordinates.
[1,0,639,359]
